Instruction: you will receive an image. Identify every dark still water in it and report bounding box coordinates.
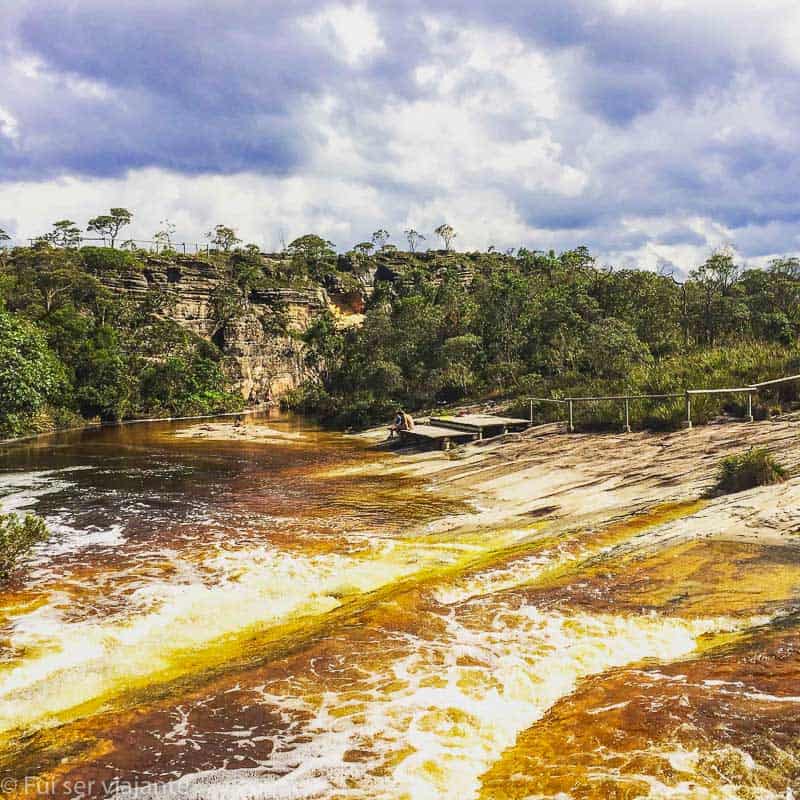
[0,414,798,799]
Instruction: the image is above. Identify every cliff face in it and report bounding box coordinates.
[221,288,329,403]
[102,249,497,403]
[103,257,332,403]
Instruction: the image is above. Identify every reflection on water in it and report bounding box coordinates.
[0,413,798,799]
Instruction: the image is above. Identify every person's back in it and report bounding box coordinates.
[402,411,415,431]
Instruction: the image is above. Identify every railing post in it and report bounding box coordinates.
[683,391,692,429]
[623,397,631,433]
[529,399,533,423]
[746,390,754,422]
[568,399,574,433]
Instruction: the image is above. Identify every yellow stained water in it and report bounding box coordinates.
[0,417,798,800]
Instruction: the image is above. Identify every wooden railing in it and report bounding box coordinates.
[527,374,800,432]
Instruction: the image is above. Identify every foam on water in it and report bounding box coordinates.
[109,605,756,800]
[0,467,89,513]
[0,525,534,734]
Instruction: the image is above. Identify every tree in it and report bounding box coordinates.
[434,224,456,251]
[0,310,64,430]
[47,220,82,249]
[153,219,176,251]
[580,318,653,380]
[405,229,425,253]
[353,241,374,258]
[229,247,264,291]
[210,284,245,332]
[439,334,482,396]
[207,224,242,252]
[0,229,10,266]
[33,250,84,314]
[87,208,133,248]
[689,249,745,346]
[287,234,337,282]
[769,257,800,280]
[371,229,390,250]
[350,242,375,275]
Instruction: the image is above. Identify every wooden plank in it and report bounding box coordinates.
[430,414,530,433]
[399,424,455,439]
[398,424,477,451]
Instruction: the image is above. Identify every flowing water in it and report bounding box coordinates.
[0,414,798,799]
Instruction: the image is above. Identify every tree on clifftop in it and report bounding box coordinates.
[404,229,425,252]
[207,224,242,252]
[371,229,390,250]
[87,208,133,248]
[288,234,337,282]
[434,224,456,251]
[0,229,10,245]
[350,242,374,275]
[353,241,374,257]
[45,220,81,249]
[153,219,176,251]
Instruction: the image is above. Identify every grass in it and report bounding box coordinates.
[520,342,800,432]
[712,448,787,495]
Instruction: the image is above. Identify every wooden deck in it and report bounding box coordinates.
[398,424,477,450]
[429,414,530,439]
[394,413,530,450]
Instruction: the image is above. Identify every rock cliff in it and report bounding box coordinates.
[100,248,496,403]
[103,256,332,403]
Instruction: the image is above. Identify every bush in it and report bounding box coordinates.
[80,246,142,275]
[0,513,49,580]
[713,448,787,495]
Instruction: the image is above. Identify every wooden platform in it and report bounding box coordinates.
[429,414,530,439]
[398,424,477,450]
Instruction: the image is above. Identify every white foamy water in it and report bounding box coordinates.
[0,467,89,512]
[0,529,522,733]
[109,605,754,800]
[0,468,129,560]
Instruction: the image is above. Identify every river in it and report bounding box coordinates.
[0,414,798,799]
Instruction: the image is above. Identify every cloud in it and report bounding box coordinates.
[300,2,386,66]
[0,0,799,268]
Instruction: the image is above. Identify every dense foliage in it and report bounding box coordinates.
[0,513,49,580]
[4,219,800,436]
[289,247,800,429]
[0,244,242,437]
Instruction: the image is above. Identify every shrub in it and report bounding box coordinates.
[0,513,49,580]
[80,246,142,275]
[713,448,787,495]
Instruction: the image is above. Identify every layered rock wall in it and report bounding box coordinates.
[103,257,330,402]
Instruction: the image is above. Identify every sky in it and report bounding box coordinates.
[1,0,799,271]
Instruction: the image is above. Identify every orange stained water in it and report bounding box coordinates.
[0,414,798,800]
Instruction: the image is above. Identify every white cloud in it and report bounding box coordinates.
[299,2,385,66]
[0,169,385,252]
[2,0,800,269]
[0,107,20,142]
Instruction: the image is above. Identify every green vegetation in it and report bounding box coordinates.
[4,212,800,436]
[0,513,49,580]
[87,208,133,248]
[290,246,800,429]
[0,240,243,438]
[713,448,787,495]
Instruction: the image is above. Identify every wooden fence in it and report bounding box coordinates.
[528,373,800,433]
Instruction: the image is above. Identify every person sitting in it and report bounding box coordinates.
[388,409,414,439]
